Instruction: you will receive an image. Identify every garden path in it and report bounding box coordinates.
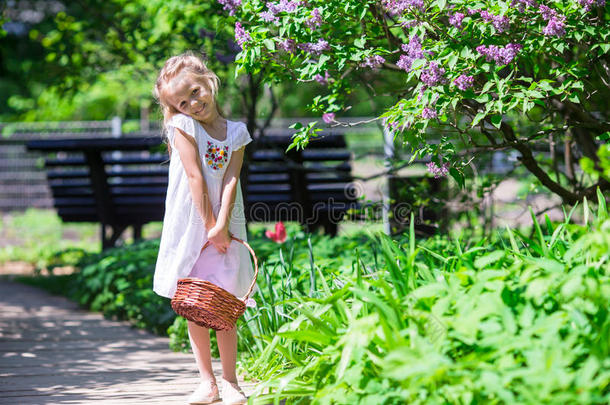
[0,279,256,404]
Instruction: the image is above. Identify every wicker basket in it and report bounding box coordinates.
[171,236,258,331]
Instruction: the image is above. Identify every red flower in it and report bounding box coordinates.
[265,221,287,243]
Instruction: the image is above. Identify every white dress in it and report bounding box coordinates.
[153,113,257,302]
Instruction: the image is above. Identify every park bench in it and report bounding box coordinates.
[27,132,357,248]
[27,137,168,249]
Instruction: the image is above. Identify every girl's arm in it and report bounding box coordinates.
[207,147,245,253]
[173,128,217,231]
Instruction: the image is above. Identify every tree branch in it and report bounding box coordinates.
[499,121,580,204]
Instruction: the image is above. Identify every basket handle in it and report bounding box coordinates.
[201,236,259,302]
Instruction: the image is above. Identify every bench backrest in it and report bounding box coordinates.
[28,132,357,232]
[27,137,168,226]
[245,134,357,224]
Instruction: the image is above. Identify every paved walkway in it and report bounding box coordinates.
[0,279,256,404]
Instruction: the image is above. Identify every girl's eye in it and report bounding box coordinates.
[180,101,186,108]
[192,88,198,95]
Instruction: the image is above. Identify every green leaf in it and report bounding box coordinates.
[597,187,607,221]
[491,114,502,129]
[447,53,458,69]
[354,36,366,49]
[471,112,486,127]
[474,250,505,269]
[449,167,465,188]
[263,39,275,51]
[530,207,549,257]
[410,58,426,70]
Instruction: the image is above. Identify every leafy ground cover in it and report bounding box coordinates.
[8,193,610,404]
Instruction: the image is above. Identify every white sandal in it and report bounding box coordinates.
[221,378,247,405]
[188,380,220,404]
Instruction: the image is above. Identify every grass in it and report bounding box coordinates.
[0,209,98,268]
[0,208,164,269]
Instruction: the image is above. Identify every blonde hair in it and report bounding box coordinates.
[153,51,222,150]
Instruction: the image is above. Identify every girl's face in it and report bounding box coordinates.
[166,71,218,123]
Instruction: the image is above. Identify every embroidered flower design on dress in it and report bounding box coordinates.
[205,141,229,170]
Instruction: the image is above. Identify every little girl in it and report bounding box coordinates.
[152,51,255,405]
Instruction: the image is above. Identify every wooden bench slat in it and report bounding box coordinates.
[110,186,167,196]
[251,150,285,161]
[47,169,89,179]
[256,134,346,148]
[245,194,292,203]
[113,196,166,205]
[247,173,289,184]
[248,165,291,174]
[302,150,351,161]
[51,187,94,197]
[54,197,96,207]
[45,155,168,167]
[106,168,168,177]
[48,179,91,188]
[246,184,291,193]
[304,162,352,172]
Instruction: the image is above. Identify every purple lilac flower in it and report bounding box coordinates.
[578,0,606,11]
[454,74,474,90]
[267,0,302,14]
[538,5,557,20]
[260,11,280,23]
[543,17,566,37]
[476,43,523,65]
[322,112,335,124]
[314,71,331,85]
[420,62,445,87]
[298,39,330,55]
[401,36,425,58]
[381,0,425,16]
[234,22,251,49]
[361,54,386,69]
[396,36,425,72]
[306,8,323,29]
[278,38,296,53]
[421,107,438,119]
[510,0,538,12]
[467,8,479,15]
[449,12,465,29]
[397,55,412,71]
[480,10,510,33]
[427,161,450,178]
[217,0,241,16]
[512,1,525,12]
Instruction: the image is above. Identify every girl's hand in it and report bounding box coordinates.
[207,225,231,254]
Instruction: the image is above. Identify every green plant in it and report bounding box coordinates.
[239,191,609,404]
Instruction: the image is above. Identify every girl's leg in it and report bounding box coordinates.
[187,321,216,382]
[216,327,238,382]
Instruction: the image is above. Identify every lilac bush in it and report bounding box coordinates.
[228,0,609,202]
